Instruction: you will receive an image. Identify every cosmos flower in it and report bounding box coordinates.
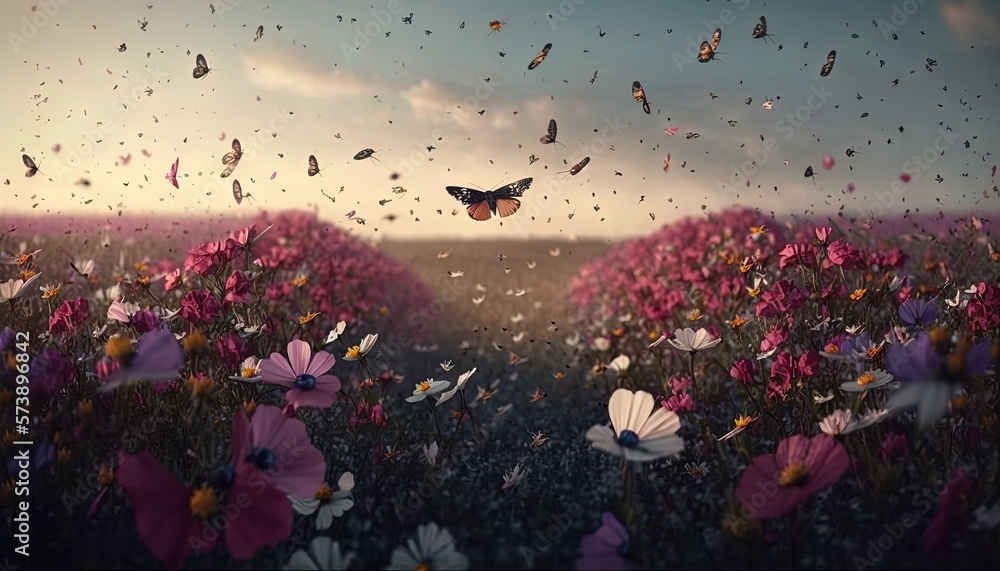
[100,327,185,391]
[387,522,469,570]
[260,340,341,410]
[233,405,326,498]
[228,356,262,383]
[898,298,938,327]
[586,388,684,462]
[841,409,892,434]
[502,463,529,490]
[735,433,849,520]
[284,537,355,571]
[840,369,896,393]
[0,273,42,302]
[667,327,722,353]
[406,378,451,403]
[576,512,636,570]
[343,333,378,361]
[436,368,477,405]
[289,472,354,530]
[607,354,630,375]
[818,409,854,435]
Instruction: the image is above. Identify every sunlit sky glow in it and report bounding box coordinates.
[3,0,999,239]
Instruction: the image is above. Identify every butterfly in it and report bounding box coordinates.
[221,139,242,178]
[488,20,506,36]
[22,154,41,177]
[119,153,132,166]
[353,148,381,163]
[165,157,179,188]
[632,81,651,114]
[527,43,552,70]
[663,153,671,173]
[698,28,722,62]
[820,50,836,77]
[804,165,817,184]
[539,119,565,147]
[557,157,590,179]
[402,12,413,25]
[307,154,322,177]
[192,53,211,79]
[751,16,776,44]
[663,127,679,136]
[254,25,263,41]
[446,178,533,222]
[232,179,254,205]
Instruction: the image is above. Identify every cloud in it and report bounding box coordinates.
[240,48,379,98]
[939,1,1000,43]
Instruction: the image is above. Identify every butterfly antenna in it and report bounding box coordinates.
[555,140,567,148]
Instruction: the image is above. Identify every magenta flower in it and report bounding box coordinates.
[48,297,90,334]
[213,332,252,371]
[736,433,849,520]
[224,270,253,304]
[232,405,326,498]
[729,359,759,386]
[131,309,161,335]
[922,469,972,556]
[576,512,636,570]
[180,289,222,325]
[755,280,808,318]
[260,340,341,409]
[760,324,789,353]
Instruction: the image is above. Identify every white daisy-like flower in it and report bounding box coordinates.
[343,333,378,361]
[424,442,439,467]
[685,461,709,478]
[284,536,355,571]
[667,327,722,353]
[842,408,892,434]
[585,388,684,462]
[818,409,854,435]
[592,337,611,351]
[436,368,476,405]
[228,356,262,383]
[0,273,42,302]
[840,369,896,393]
[845,324,865,335]
[289,472,355,531]
[813,391,835,403]
[501,463,529,490]
[324,321,347,344]
[406,378,451,403]
[387,522,469,570]
[440,360,454,372]
[607,354,630,375]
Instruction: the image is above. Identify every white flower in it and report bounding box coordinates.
[107,297,140,322]
[289,472,355,531]
[607,354,630,375]
[685,461,709,478]
[0,273,42,302]
[667,327,722,353]
[813,391,835,403]
[440,360,454,372]
[845,324,865,335]
[436,368,476,405]
[343,333,377,361]
[886,275,906,292]
[387,522,468,570]
[592,337,611,351]
[842,408,892,434]
[424,442,440,466]
[501,463,528,490]
[406,378,451,403]
[586,388,684,462]
[228,356,262,383]
[840,369,896,393]
[324,321,347,344]
[970,503,1000,531]
[756,347,778,360]
[819,409,854,435]
[284,536,355,570]
[648,334,667,348]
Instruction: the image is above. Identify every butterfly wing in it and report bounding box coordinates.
[820,50,836,77]
[698,41,713,62]
[493,178,533,199]
[573,157,591,174]
[804,166,814,178]
[446,186,488,206]
[22,154,38,177]
[527,44,551,70]
[196,54,208,68]
[495,197,521,218]
[547,119,557,142]
[193,54,210,79]
[642,101,650,115]
[711,28,722,50]
[466,200,493,221]
[308,155,320,176]
[233,180,243,204]
[632,81,645,102]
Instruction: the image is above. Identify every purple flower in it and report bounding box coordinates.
[232,405,326,498]
[130,310,161,335]
[30,347,74,395]
[576,512,636,570]
[899,298,938,327]
[100,327,185,391]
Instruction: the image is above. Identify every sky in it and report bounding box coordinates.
[2,0,999,240]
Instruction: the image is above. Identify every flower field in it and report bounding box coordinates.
[1,208,999,569]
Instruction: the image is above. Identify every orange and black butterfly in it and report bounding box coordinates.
[193,53,211,79]
[632,81,651,114]
[220,139,242,178]
[527,43,552,70]
[557,157,590,179]
[751,16,776,44]
[820,50,836,77]
[539,119,565,147]
[447,177,533,222]
[698,28,722,63]
[22,154,41,177]
[307,154,322,177]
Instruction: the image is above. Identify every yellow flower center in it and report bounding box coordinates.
[612,327,624,337]
[687,468,705,477]
[241,366,257,378]
[182,329,209,355]
[416,563,431,571]
[648,331,659,340]
[728,316,747,329]
[105,334,136,361]
[98,466,115,486]
[751,225,766,235]
[688,309,702,321]
[134,262,148,273]
[20,269,38,280]
[189,375,215,397]
[719,251,736,264]
[189,485,220,520]
[417,380,431,392]
[57,446,72,464]
[345,346,362,359]
[739,262,753,273]
[823,343,839,354]
[778,463,808,487]
[946,336,974,377]
[734,415,753,429]
[379,306,389,315]
[137,276,150,286]
[291,276,308,288]
[850,288,867,301]
[42,285,60,299]
[315,484,333,502]
[856,372,875,386]
[748,287,761,298]
[866,345,883,359]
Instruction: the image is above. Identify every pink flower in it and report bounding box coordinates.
[778,243,817,270]
[756,280,808,318]
[826,239,863,269]
[213,333,252,371]
[662,393,695,413]
[797,350,820,377]
[232,405,326,498]
[814,226,834,244]
[48,297,90,334]
[878,432,909,461]
[922,470,972,556]
[164,268,182,292]
[576,512,636,570]
[670,374,692,394]
[180,289,222,325]
[224,271,253,304]
[761,324,789,353]
[736,433,849,520]
[730,359,759,386]
[967,283,1000,333]
[259,340,341,409]
[350,402,388,429]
